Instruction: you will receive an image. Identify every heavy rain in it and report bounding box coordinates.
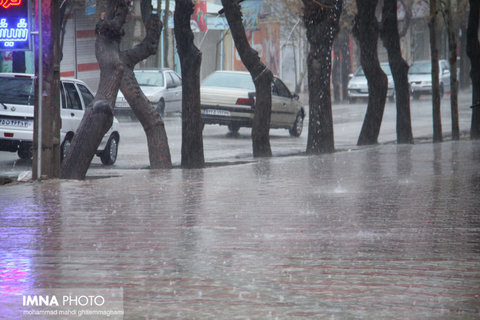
[1,0,480,318]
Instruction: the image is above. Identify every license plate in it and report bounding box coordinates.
[0,118,32,128]
[204,109,231,117]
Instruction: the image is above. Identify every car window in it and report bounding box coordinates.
[135,71,164,87]
[166,73,175,88]
[354,68,365,76]
[273,78,291,98]
[171,72,182,86]
[77,83,94,107]
[63,82,83,110]
[60,83,67,109]
[409,62,431,74]
[380,64,392,75]
[202,72,255,91]
[0,77,34,105]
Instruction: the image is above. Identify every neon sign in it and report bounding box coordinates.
[0,0,30,51]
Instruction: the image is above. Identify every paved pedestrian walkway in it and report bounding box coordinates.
[1,140,479,319]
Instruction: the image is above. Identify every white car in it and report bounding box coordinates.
[347,62,395,103]
[115,69,182,118]
[201,71,305,137]
[408,59,451,99]
[0,73,120,165]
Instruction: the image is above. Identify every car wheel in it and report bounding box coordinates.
[348,97,356,104]
[156,99,165,117]
[228,124,240,135]
[289,112,304,137]
[412,92,420,100]
[439,84,444,99]
[101,134,119,165]
[18,144,32,160]
[61,137,72,161]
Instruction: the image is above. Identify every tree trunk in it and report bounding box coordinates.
[221,0,273,157]
[467,0,480,139]
[354,0,387,146]
[303,0,342,154]
[120,1,172,169]
[446,2,459,140]
[61,0,128,179]
[429,0,443,143]
[380,0,413,144]
[163,0,170,67]
[174,0,205,168]
[33,0,61,179]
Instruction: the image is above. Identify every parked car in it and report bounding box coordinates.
[0,73,120,165]
[347,62,395,103]
[200,71,305,137]
[115,69,182,118]
[408,59,451,99]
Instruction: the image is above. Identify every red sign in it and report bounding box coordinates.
[0,0,22,9]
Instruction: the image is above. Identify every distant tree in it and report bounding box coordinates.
[429,0,443,143]
[439,0,460,140]
[466,0,480,139]
[163,0,172,67]
[61,0,128,179]
[120,0,172,168]
[302,0,343,153]
[353,0,388,146]
[221,0,274,157]
[380,0,414,144]
[174,0,205,168]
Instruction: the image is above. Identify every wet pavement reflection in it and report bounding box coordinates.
[1,141,480,319]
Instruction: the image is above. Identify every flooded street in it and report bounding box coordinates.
[1,140,479,319]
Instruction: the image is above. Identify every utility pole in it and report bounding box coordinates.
[33,0,61,179]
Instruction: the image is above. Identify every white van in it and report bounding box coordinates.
[0,73,120,165]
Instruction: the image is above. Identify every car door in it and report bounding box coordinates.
[271,78,296,127]
[166,71,182,113]
[61,81,84,139]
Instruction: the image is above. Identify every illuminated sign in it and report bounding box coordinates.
[0,0,30,51]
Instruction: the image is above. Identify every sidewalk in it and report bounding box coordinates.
[1,140,479,319]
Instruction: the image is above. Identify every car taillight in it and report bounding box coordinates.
[4,133,13,137]
[236,98,254,106]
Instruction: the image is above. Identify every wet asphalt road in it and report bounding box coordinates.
[1,140,479,319]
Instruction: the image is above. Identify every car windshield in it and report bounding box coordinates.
[0,77,35,105]
[409,62,431,74]
[135,72,164,87]
[380,64,392,75]
[202,72,255,91]
[354,68,364,76]
[354,64,391,76]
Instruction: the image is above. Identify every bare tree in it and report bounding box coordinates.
[429,0,443,142]
[61,0,128,179]
[467,0,480,139]
[439,0,460,140]
[354,0,388,146]
[302,0,343,153]
[120,0,172,168]
[163,0,171,67]
[380,0,414,144]
[174,0,205,168]
[221,0,274,157]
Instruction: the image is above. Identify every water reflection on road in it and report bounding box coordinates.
[1,141,479,319]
